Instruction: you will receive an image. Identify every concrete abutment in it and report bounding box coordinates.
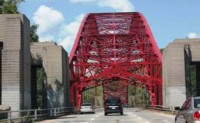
[0,14,70,113]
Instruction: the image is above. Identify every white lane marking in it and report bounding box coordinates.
[137,116,142,120]
[164,119,171,123]
[129,111,137,116]
[132,114,137,117]
[95,115,99,117]
[90,118,94,121]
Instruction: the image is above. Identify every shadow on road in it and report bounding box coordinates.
[134,108,147,112]
[56,116,77,119]
[105,114,127,116]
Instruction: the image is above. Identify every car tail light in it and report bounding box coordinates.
[193,111,200,120]
[105,104,108,109]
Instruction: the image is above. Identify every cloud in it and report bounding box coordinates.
[33,5,64,41]
[100,0,135,12]
[70,0,95,3]
[32,1,134,53]
[98,0,134,12]
[58,14,85,53]
[39,35,56,42]
[58,37,74,53]
[187,32,200,39]
[33,5,85,53]
[69,0,134,12]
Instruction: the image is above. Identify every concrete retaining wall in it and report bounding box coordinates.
[163,38,200,108]
[30,42,70,108]
[0,14,31,110]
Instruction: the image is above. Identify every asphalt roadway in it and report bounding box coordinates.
[38,108,175,123]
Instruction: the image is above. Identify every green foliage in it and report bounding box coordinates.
[30,24,39,42]
[82,89,95,103]
[106,81,120,91]
[0,0,24,14]
[24,114,33,123]
[160,48,164,54]
[190,65,196,96]
[0,0,4,13]
[82,86,103,104]
[37,68,43,108]
[95,86,103,96]
[0,0,3,5]
[128,85,150,107]
[128,86,136,95]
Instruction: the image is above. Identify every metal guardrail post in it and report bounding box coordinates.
[8,111,12,123]
[28,110,30,116]
[34,109,37,119]
[0,107,74,122]
[50,109,52,117]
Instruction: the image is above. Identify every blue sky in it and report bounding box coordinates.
[19,0,200,53]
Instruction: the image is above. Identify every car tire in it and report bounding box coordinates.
[120,112,123,115]
[104,112,107,116]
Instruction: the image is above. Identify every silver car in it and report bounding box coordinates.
[175,96,200,123]
[80,103,95,114]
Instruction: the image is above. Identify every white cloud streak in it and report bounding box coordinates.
[70,0,95,3]
[69,0,134,12]
[98,0,134,12]
[187,32,200,39]
[39,35,55,42]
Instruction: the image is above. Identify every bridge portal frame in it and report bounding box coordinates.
[69,12,162,109]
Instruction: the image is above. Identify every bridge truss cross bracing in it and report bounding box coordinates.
[69,12,162,109]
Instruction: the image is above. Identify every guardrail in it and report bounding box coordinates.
[146,105,177,114]
[0,107,73,123]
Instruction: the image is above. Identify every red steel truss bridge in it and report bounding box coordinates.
[69,12,162,109]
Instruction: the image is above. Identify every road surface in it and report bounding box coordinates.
[38,108,175,123]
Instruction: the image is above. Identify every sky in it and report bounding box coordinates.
[19,0,200,53]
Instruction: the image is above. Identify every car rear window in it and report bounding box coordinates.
[106,99,121,105]
[81,103,92,106]
[194,98,200,108]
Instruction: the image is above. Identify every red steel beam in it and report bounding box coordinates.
[69,12,162,109]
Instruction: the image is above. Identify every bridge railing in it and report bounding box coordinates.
[146,105,177,114]
[0,107,73,123]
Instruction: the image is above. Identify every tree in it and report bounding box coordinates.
[0,0,3,7]
[160,48,164,54]
[30,24,39,42]
[0,0,24,14]
[0,0,4,13]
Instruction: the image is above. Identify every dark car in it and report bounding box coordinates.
[175,96,200,123]
[104,98,123,116]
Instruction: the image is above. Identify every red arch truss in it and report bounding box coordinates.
[69,12,162,109]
